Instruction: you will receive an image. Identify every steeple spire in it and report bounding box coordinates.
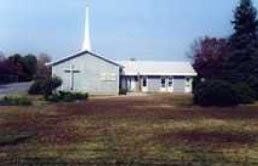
[82,5,92,51]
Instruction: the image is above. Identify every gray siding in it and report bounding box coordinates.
[148,76,187,93]
[52,52,120,96]
[173,76,185,92]
[122,75,190,93]
[148,76,161,92]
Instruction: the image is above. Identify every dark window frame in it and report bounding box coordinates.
[161,77,166,88]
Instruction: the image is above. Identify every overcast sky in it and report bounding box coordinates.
[0,0,257,61]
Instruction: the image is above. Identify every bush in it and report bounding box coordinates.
[28,80,44,95]
[233,83,256,104]
[46,91,89,103]
[58,91,75,102]
[119,89,127,95]
[43,77,62,98]
[194,80,238,106]
[0,96,32,106]
[46,94,61,103]
[28,77,62,97]
[72,92,89,100]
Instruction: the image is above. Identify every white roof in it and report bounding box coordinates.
[119,61,197,76]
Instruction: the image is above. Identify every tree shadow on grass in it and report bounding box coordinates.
[0,132,35,146]
[0,157,69,166]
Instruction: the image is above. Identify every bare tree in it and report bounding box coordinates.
[35,53,52,80]
[190,36,229,79]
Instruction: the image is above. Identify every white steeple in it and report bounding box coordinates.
[82,5,92,51]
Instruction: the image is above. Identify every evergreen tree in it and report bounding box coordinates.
[225,0,258,97]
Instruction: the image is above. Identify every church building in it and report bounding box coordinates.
[48,6,197,96]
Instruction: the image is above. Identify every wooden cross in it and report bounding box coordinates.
[64,64,80,91]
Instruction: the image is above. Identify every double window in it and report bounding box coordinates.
[160,77,174,88]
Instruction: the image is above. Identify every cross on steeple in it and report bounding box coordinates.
[64,64,80,91]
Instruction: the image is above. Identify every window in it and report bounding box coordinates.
[161,77,166,88]
[186,77,191,87]
[168,77,173,87]
[142,77,147,87]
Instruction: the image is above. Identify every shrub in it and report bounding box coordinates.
[0,96,32,106]
[73,92,89,100]
[28,80,44,95]
[59,91,74,102]
[233,83,256,104]
[29,76,62,97]
[46,94,60,103]
[43,77,62,98]
[119,89,127,95]
[46,91,89,103]
[194,80,238,106]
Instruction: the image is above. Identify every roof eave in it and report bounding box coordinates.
[46,50,124,68]
[121,73,198,76]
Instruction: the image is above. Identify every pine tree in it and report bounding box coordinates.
[225,0,258,97]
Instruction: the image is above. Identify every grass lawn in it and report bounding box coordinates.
[0,94,258,165]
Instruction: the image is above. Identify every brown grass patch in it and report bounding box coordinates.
[158,130,257,148]
[0,94,258,164]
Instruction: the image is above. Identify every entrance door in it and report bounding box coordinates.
[168,77,174,92]
[130,77,136,91]
[142,77,148,92]
[129,76,140,92]
[160,77,166,92]
[185,77,192,93]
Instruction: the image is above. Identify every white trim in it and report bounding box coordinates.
[46,50,123,67]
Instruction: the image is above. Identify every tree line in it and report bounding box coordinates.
[191,0,258,106]
[0,53,51,84]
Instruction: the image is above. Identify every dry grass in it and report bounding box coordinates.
[0,94,258,165]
